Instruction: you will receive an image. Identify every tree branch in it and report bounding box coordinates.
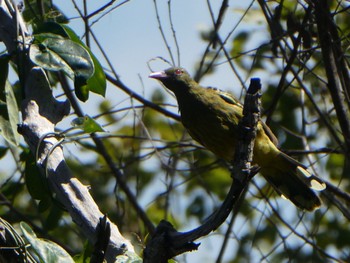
[143,78,262,262]
[58,73,156,234]
[105,73,181,122]
[313,1,350,157]
[0,2,134,262]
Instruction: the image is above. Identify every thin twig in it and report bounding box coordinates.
[313,1,350,156]
[152,0,175,66]
[58,73,156,234]
[105,73,181,122]
[167,0,180,66]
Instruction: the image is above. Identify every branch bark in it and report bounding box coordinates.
[0,1,134,261]
[143,78,262,262]
[313,1,350,157]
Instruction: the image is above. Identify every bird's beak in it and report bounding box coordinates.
[149,71,167,79]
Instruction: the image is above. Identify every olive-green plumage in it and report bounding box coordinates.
[149,67,326,211]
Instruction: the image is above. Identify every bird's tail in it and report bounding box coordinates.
[260,152,326,211]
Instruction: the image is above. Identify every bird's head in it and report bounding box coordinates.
[149,67,194,93]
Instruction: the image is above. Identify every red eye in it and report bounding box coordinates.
[174,69,183,75]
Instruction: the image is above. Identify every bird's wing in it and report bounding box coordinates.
[208,86,279,146]
[208,87,243,108]
[260,122,279,146]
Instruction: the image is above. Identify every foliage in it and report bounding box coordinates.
[30,21,106,101]
[21,222,75,263]
[0,0,350,262]
[0,55,20,147]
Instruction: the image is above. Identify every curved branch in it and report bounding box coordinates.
[143,78,262,262]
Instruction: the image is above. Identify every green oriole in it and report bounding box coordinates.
[149,67,326,211]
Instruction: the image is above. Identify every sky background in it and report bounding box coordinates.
[56,1,264,261]
[57,0,267,108]
[2,1,273,262]
[1,1,343,262]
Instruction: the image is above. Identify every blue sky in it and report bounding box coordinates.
[54,1,264,261]
[57,0,266,105]
[2,1,269,261]
[0,1,337,262]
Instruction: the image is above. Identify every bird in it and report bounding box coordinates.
[149,67,326,211]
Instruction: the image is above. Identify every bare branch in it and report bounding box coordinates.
[314,1,350,156]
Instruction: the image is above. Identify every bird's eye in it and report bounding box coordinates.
[174,69,183,75]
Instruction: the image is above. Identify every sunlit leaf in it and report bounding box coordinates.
[74,75,90,101]
[115,251,142,263]
[229,31,253,70]
[62,24,106,97]
[30,33,94,80]
[35,22,106,97]
[20,222,74,263]
[71,115,105,133]
[22,0,68,25]
[0,79,20,146]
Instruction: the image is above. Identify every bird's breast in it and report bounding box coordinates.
[174,89,280,166]
[178,96,240,160]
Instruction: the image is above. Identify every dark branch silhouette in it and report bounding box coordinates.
[143,78,262,262]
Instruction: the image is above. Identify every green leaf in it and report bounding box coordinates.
[24,151,50,201]
[0,80,20,146]
[73,240,93,263]
[45,204,63,230]
[115,251,142,263]
[35,21,69,38]
[186,195,205,219]
[71,115,105,133]
[20,222,75,263]
[61,24,106,97]
[0,55,19,146]
[0,146,8,159]
[74,75,89,101]
[38,198,52,213]
[30,34,73,77]
[5,82,20,144]
[30,33,94,82]
[35,22,106,97]
[30,32,95,102]
[1,181,23,200]
[22,1,68,25]
[0,55,9,93]
[230,31,249,58]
